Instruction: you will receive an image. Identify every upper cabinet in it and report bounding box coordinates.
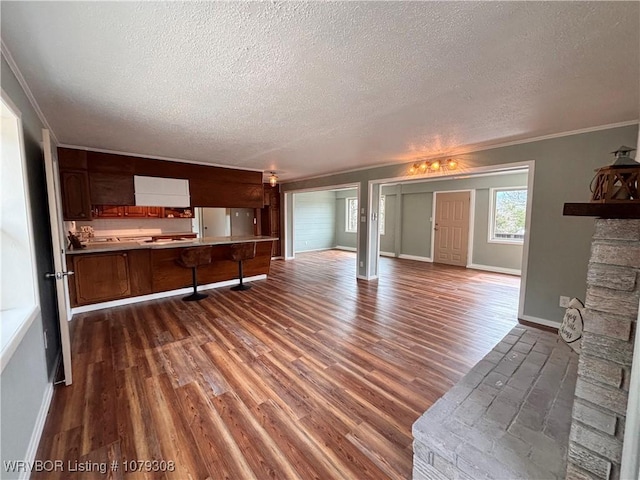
[57,147,265,220]
[60,170,92,220]
[58,148,92,220]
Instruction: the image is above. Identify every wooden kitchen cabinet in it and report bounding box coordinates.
[260,184,281,257]
[70,252,131,305]
[93,205,124,218]
[60,170,92,220]
[89,172,135,205]
[123,206,148,218]
[146,206,164,218]
[163,207,193,218]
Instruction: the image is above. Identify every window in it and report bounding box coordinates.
[346,197,358,233]
[490,188,527,243]
[1,95,39,368]
[379,195,386,235]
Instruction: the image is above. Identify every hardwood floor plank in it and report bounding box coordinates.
[174,381,256,480]
[35,251,520,479]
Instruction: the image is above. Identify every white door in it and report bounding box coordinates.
[201,207,230,236]
[42,129,73,385]
[434,191,470,267]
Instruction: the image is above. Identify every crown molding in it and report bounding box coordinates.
[1,40,59,145]
[57,143,265,173]
[283,119,639,184]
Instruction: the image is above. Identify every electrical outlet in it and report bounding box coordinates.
[359,261,364,267]
[559,296,570,308]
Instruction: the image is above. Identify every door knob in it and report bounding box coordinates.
[45,271,75,280]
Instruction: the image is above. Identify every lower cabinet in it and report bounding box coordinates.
[70,252,131,306]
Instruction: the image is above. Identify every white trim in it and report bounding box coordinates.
[398,254,433,263]
[620,297,640,480]
[345,196,358,233]
[20,382,54,480]
[284,182,360,195]
[380,251,395,257]
[58,143,263,173]
[71,274,267,315]
[468,263,521,276]
[519,314,560,329]
[1,91,42,371]
[488,186,528,244]
[284,182,361,279]
[1,41,59,145]
[281,121,638,184]
[357,274,378,281]
[0,306,40,374]
[334,245,357,252]
[518,161,536,320]
[363,161,533,191]
[295,247,334,254]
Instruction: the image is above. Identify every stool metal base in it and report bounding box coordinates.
[231,283,251,291]
[182,292,208,302]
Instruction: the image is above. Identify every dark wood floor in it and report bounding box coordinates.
[35,250,520,479]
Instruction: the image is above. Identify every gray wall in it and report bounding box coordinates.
[1,319,49,478]
[380,172,527,271]
[473,188,523,270]
[283,124,639,324]
[1,55,56,476]
[380,193,396,254]
[334,189,358,249]
[294,190,336,252]
[400,192,432,257]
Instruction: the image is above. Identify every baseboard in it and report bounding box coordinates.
[357,274,378,281]
[518,314,561,331]
[71,274,267,315]
[467,263,521,276]
[379,251,395,257]
[334,245,357,252]
[21,382,54,480]
[295,247,333,253]
[398,254,433,263]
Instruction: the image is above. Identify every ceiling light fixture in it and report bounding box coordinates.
[269,172,278,187]
[408,158,459,176]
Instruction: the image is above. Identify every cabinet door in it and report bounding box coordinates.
[146,207,164,218]
[72,252,131,305]
[61,170,91,220]
[123,206,148,218]
[94,205,124,218]
[89,173,135,205]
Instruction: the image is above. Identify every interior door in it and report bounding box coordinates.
[43,129,73,385]
[201,207,230,236]
[434,191,470,267]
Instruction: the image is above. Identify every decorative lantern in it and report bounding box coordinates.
[590,146,640,203]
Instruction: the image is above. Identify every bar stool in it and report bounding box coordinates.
[176,246,212,301]
[229,242,256,291]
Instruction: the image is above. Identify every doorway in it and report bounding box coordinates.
[433,191,471,267]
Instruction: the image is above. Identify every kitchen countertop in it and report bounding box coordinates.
[66,235,278,255]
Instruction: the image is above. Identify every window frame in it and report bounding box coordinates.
[378,194,386,236]
[488,187,528,245]
[345,197,358,233]
[1,91,41,372]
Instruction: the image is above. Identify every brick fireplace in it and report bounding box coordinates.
[566,218,639,480]
[412,218,639,480]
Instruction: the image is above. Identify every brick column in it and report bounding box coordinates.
[566,219,640,480]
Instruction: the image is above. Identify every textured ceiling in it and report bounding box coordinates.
[1,1,638,181]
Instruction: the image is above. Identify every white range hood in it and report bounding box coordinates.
[134,175,190,207]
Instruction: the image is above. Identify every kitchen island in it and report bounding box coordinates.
[66,236,276,310]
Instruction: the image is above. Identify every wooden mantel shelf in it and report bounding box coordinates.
[563,203,640,219]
